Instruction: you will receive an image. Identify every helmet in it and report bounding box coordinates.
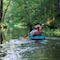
[34,24,40,28]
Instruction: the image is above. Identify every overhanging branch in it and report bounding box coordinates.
[3,0,11,19]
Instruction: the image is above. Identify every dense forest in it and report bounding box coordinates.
[3,0,60,25]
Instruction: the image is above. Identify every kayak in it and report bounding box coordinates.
[28,35,45,40]
[24,35,47,44]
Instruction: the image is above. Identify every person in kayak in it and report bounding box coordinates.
[30,26,37,35]
[34,27,42,36]
[30,25,42,36]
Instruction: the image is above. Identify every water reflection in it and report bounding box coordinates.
[0,39,44,60]
[0,38,60,60]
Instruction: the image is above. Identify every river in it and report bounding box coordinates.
[0,28,60,60]
[0,37,60,60]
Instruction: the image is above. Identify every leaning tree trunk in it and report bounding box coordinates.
[0,0,3,44]
[3,0,11,19]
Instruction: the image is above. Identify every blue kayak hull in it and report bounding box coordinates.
[29,35,45,40]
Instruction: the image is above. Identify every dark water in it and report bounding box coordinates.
[0,28,60,60]
[22,40,60,60]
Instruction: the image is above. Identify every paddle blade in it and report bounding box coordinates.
[24,37,29,40]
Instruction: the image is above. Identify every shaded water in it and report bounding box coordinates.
[0,28,60,60]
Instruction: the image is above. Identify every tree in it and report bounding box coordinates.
[0,0,3,44]
[3,0,11,19]
[4,0,60,31]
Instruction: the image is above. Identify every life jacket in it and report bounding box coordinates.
[34,30,42,35]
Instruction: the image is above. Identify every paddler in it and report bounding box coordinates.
[30,24,43,36]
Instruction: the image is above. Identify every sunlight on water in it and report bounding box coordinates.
[0,37,47,60]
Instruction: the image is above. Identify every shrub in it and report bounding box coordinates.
[54,29,60,37]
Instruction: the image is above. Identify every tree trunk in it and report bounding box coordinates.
[0,0,3,44]
[55,0,60,27]
[3,0,11,19]
[0,0,3,22]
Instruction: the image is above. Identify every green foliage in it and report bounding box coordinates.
[3,0,60,39]
[54,29,60,37]
[4,0,57,25]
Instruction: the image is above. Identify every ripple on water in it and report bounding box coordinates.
[0,39,46,60]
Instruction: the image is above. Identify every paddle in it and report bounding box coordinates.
[24,37,29,40]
